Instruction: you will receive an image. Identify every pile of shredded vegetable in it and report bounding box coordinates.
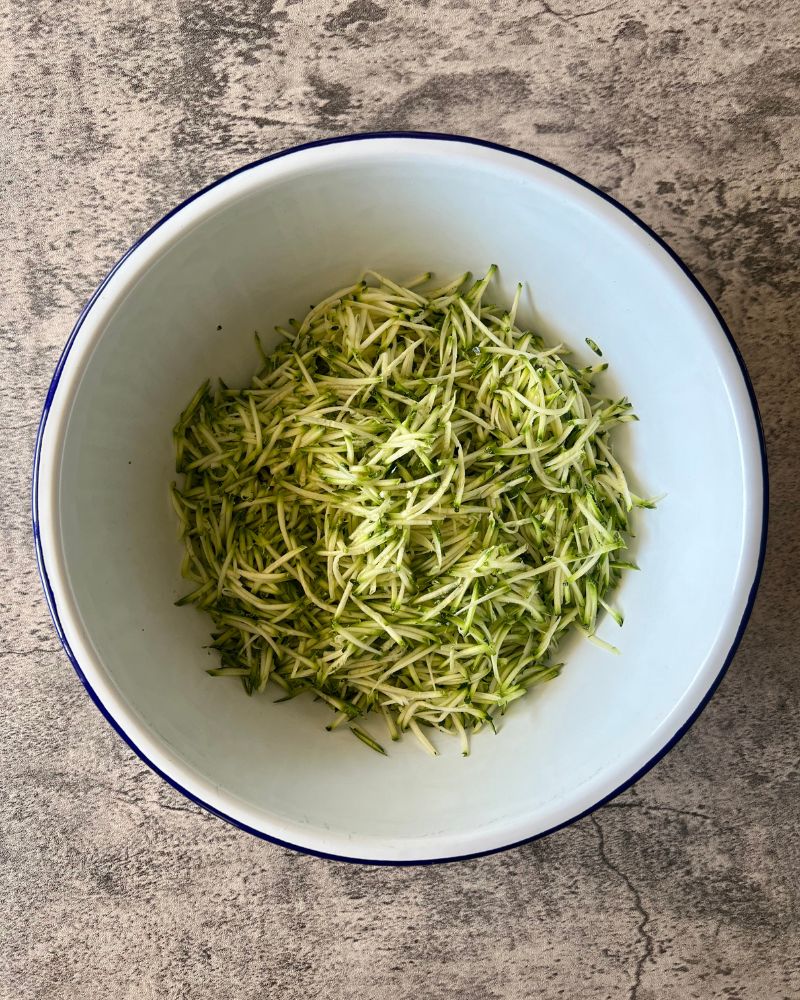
[172,268,648,756]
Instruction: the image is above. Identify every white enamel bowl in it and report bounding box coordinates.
[34,134,766,863]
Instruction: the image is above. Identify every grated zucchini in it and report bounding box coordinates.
[172,268,646,755]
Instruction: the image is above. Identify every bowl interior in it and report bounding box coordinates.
[41,138,763,861]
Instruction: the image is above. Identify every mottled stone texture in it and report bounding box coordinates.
[2,1,799,997]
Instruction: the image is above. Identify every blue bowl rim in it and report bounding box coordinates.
[32,130,769,865]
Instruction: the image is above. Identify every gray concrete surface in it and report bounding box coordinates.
[2,1,799,997]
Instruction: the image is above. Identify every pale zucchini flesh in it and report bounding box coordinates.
[172,269,646,755]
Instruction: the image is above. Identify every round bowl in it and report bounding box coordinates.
[34,133,767,863]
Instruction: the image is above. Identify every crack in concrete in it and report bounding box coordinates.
[568,2,621,19]
[591,814,655,1000]
[0,647,62,657]
[605,801,715,823]
[97,779,210,822]
[540,0,620,22]
[158,801,210,819]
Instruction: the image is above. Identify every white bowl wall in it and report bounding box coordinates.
[34,135,765,862]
